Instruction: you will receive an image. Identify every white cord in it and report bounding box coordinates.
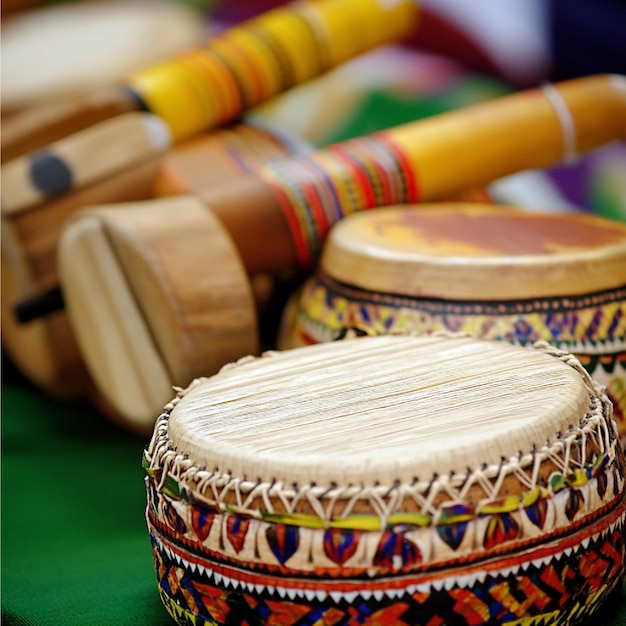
[542,82,578,164]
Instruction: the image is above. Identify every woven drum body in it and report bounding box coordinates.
[144,334,626,625]
[279,204,626,443]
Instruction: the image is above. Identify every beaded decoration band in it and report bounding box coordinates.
[260,132,419,267]
[295,273,626,348]
[289,273,626,435]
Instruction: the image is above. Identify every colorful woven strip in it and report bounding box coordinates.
[260,132,420,266]
[148,493,626,626]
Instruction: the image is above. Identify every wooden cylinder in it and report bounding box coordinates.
[1,113,170,399]
[144,333,626,625]
[58,197,258,434]
[279,203,626,443]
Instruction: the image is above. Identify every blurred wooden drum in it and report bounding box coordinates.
[1,113,170,400]
[143,333,626,625]
[1,0,206,115]
[279,203,626,441]
[1,115,304,405]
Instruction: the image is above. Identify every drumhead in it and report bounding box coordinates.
[166,334,592,486]
[1,0,206,111]
[320,203,626,300]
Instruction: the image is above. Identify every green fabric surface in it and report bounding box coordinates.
[1,368,171,625]
[2,362,626,625]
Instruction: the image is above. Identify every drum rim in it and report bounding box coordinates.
[146,334,611,496]
[320,204,626,300]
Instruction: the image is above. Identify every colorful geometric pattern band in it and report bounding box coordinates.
[259,132,419,266]
[146,450,624,572]
[288,273,626,438]
[147,496,625,625]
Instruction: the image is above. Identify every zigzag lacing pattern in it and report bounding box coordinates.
[145,341,617,525]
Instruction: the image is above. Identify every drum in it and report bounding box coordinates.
[1,113,169,400]
[143,333,626,625]
[279,203,626,442]
[1,0,206,115]
[58,196,259,433]
[1,117,303,405]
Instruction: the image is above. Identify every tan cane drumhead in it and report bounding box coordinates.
[166,334,590,486]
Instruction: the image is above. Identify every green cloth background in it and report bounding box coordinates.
[2,359,626,625]
[1,362,171,625]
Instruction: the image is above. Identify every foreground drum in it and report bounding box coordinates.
[144,334,625,625]
[280,203,626,440]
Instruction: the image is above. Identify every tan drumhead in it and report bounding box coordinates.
[167,334,592,487]
[1,0,206,111]
[320,203,626,300]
